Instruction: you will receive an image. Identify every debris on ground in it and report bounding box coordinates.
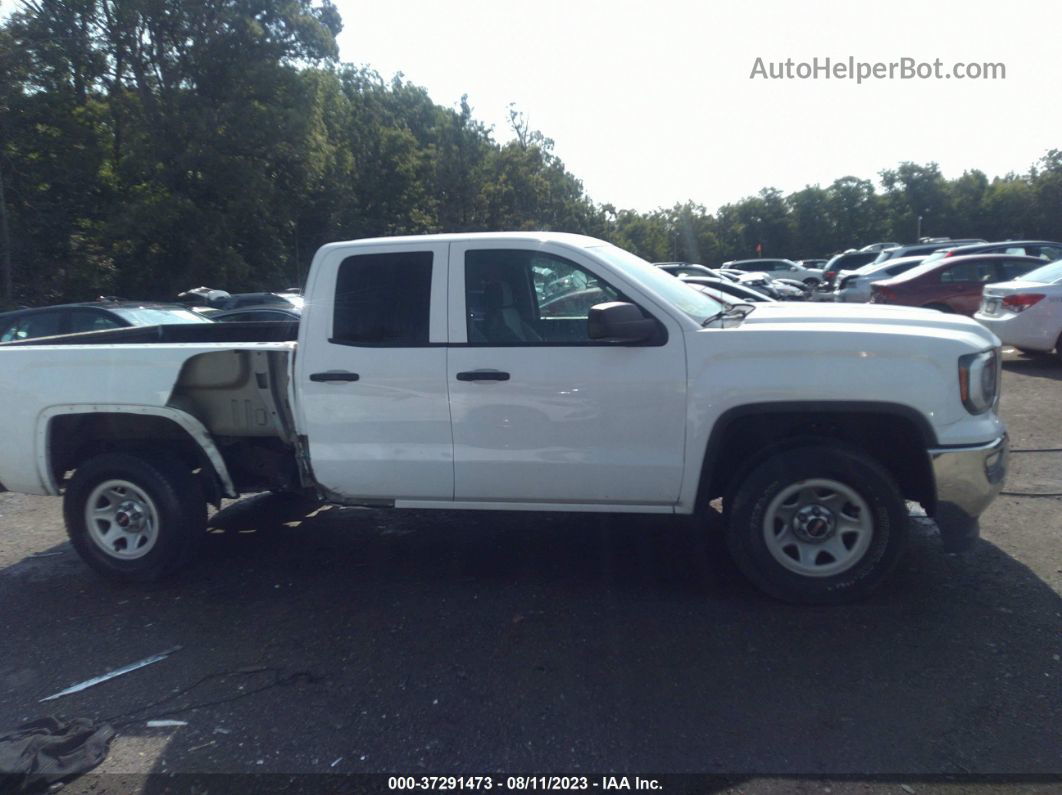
[39,647,181,702]
[0,717,114,792]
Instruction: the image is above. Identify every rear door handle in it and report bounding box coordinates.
[456,370,510,382]
[310,371,359,382]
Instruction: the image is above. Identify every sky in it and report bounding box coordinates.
[3,0,1060,214]
[332,0,1062,212]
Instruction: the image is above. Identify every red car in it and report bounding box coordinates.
[869,253,1044,315]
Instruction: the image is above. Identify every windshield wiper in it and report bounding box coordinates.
[702,303,756,327]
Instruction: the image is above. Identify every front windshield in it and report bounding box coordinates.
[1014,259,1062,284]
[111,307,214,325]
[588,244,725,324]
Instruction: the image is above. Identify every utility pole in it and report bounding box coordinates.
[0,163,11,304]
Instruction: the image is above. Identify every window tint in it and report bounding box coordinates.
[466,250,622,344]
[1,311,64,341]
[217,310,293,322]
[333,251,433,345]
[68,309,125,334]
[940,261,996,283]
[1000,259,1038,280]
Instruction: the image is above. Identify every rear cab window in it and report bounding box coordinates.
[332,251,433,345]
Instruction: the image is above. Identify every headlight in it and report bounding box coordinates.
[958,348,1001,414]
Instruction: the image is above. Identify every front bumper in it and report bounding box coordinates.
[927,434,1008,551]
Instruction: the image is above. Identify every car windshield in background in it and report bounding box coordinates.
[589,245,725,324]
[1015,259,1062,284]
[110,307,213,325]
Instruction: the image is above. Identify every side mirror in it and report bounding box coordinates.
[587,302,657,343]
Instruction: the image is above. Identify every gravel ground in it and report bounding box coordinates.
[0,350,1059,793]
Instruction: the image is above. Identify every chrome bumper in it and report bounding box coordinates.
[927,434,1008,550]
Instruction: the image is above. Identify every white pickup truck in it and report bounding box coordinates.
[0,233,1009,603]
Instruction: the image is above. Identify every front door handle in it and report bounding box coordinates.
[310,371,359,383]
[456,370,510,382]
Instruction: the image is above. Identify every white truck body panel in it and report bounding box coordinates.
[0,342,294,495]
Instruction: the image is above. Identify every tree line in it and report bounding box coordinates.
[2,0,1061,308]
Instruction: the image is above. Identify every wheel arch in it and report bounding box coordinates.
[38,405,236,503]
[695,401,938,513]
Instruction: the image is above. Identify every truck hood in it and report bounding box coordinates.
[731,301,1000,347]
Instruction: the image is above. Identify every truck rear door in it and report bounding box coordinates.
[295,241,453,501]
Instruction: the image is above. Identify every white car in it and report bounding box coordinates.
[834,256,928,303]
[975,259,1062,357]
[721,258,825,286]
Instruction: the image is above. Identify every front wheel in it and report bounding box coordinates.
[63,452,206,581]
[725,445,908,604]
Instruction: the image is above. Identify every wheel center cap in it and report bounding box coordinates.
[115,501,144,531]
[793,504,836,542]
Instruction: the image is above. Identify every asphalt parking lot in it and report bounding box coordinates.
[1,351,1060,792]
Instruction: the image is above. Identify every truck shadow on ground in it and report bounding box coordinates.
[2,493,1060,784]
[1002,354,1062,382]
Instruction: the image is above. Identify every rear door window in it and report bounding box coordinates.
[1000,259,1039,280]
[1,311,65,341]
[67,309,125,334]
[940,261,994,283]
[332,251,433,345]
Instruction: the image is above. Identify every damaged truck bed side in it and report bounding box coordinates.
[0,233,1009,604]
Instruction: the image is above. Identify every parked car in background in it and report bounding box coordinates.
[721,258,824,286]
[797,258,827,270]
[919,240,1062,266]
[975,259,1062,358]
[822,251,880,286]
[730,271,783,298]
[209,306,301,323]
[177,287,300,313]
[858,242,901,253]
[0,300,212,342]
[870,254,1043,314]
[653,262,718,279]
[833,256,927,303]
[678,276,776,303]
[870,239,986,266]
[772,278,813,299]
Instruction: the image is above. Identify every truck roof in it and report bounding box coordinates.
[315,231,608,253]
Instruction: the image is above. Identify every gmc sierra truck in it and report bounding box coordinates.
[0,233,1008,603]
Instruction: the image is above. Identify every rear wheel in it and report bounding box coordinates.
[64,452,206,581]
[725,445,908,604]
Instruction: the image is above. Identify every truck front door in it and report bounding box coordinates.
[445,242,688,507]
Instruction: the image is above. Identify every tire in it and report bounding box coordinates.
[802,278,820,288]
[63,452,207,582]
[924,303,953,313]
[725,445,908,604]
